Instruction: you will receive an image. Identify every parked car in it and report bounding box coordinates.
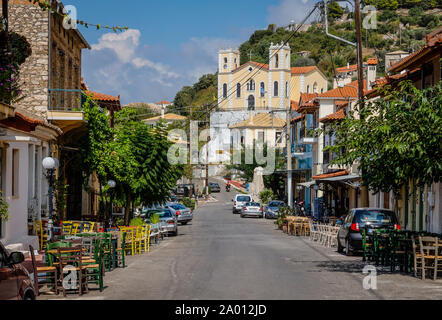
[209,182,221,193]
[232,194,253,214]
[0,241,36,300]
[145,208,178,236]
[165,202,193,225]
[240,202,264,218]
[264,200,286,219]
[337,208,400,256]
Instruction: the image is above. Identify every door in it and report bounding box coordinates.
[0,246,19,300]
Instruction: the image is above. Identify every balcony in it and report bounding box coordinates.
[47,89,85,132]
[292,142,309,158]
[300,126,317,144]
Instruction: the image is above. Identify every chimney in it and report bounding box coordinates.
[366,58,377,91]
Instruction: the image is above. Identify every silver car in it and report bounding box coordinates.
[165,202,193,225]
[264,200,285,219]
[145,208,178,236]
[240,202,264,218]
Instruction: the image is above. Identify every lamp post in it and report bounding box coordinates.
[42,156,59,242]
[312,184,320,220]
[107,179,116,229]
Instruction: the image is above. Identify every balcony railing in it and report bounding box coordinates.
[48,89,83,111]
[300,126,317,144]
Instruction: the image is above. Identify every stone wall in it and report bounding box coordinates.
[1,1,50,119]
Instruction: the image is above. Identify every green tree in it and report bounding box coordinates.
[323,81,442,200]
[226,142,286,198]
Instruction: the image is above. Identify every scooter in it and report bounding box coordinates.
[226,184,231,192]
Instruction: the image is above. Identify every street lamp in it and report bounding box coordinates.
[107,179,116,228]
[42,156,59,242]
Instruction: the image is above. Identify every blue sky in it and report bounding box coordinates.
[71,0,316,105]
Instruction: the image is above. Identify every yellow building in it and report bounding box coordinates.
[217,42,328,111]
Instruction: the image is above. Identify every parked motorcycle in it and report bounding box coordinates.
[226,184,231,192]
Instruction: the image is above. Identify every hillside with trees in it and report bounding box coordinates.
[173,2,441,109]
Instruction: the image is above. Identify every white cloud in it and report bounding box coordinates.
[267,0,317,26]
[92,29,140,63]
[91,29,178,81]
[84,31,242,104]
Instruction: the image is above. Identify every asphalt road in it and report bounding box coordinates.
[43,179,442,300]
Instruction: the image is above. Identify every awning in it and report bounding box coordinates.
[297,181,317,188]
[315,174,361,182]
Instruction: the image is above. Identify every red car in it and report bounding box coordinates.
[0,241,36,300]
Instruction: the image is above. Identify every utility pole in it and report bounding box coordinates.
[286,105,293,208]
[354,0,364,104]
[189,106,193,197]
[354,0,369,207]
[205,104,210,198]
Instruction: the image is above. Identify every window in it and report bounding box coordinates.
[246,79,255,91]
[275,54,279,68]
[313,82,317,93]
[222,83,227,98]
[273,81,279,96]
[321,88,324,93]
[224,57,227,63]
[12,149,19,197]
[275,131,282,143]
[247,95,255,110]
[285,81,289,98]
[236,83,241,98]
[306,85,310,93]
[260,82,265,97]
[240,136,245,145]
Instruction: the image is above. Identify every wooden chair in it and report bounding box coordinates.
[139,225,151,253]
[34,220,48,251]
[413,236,442,280]
[121,227,137,256]
[61,222,73,237]
[29,245,58,296]
[83,239,104,292]
[56,246,87,296]
[112,231,126,268]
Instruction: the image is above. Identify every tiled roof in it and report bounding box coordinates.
[389,26,442,73]
[229,113,286,129]
[335,64,358,73]
[0,112,62,135]
[144,113,187,122]
[232,61,269,73]
[366,58,378,65]
[291,66,317,74]
[291,100,299,112]
[319,109,346,123]
[317,80,366,99]
[290,114,305,123]
[86,91,120,102]
[365,68,421,98]
[298,93,319,111]
[156,100,171,105]
[313,170,349,180]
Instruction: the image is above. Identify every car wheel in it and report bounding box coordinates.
[345,238,353,256]
[174,228,178,236]
[337,237,344,253]
[181,221,188,225]
[240,214,244,218]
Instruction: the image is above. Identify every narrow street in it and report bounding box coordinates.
[41,180,442,300]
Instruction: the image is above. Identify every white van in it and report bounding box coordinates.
[232,194,253,214]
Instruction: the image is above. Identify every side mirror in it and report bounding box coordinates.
[8,252,25,265]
